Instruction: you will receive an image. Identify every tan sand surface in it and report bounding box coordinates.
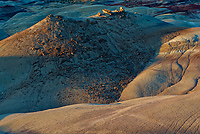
[0,91,200,133]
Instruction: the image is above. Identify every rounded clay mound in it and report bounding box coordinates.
[0,11,181,114]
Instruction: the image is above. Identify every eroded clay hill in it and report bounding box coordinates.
[0,11,182,114]
[120,27,200,100]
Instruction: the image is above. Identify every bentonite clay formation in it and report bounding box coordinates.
[0,8,182,114]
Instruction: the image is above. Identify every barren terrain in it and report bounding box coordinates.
[1,0,200,134]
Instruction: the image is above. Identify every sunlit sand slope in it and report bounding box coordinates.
[1,91,200,133]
